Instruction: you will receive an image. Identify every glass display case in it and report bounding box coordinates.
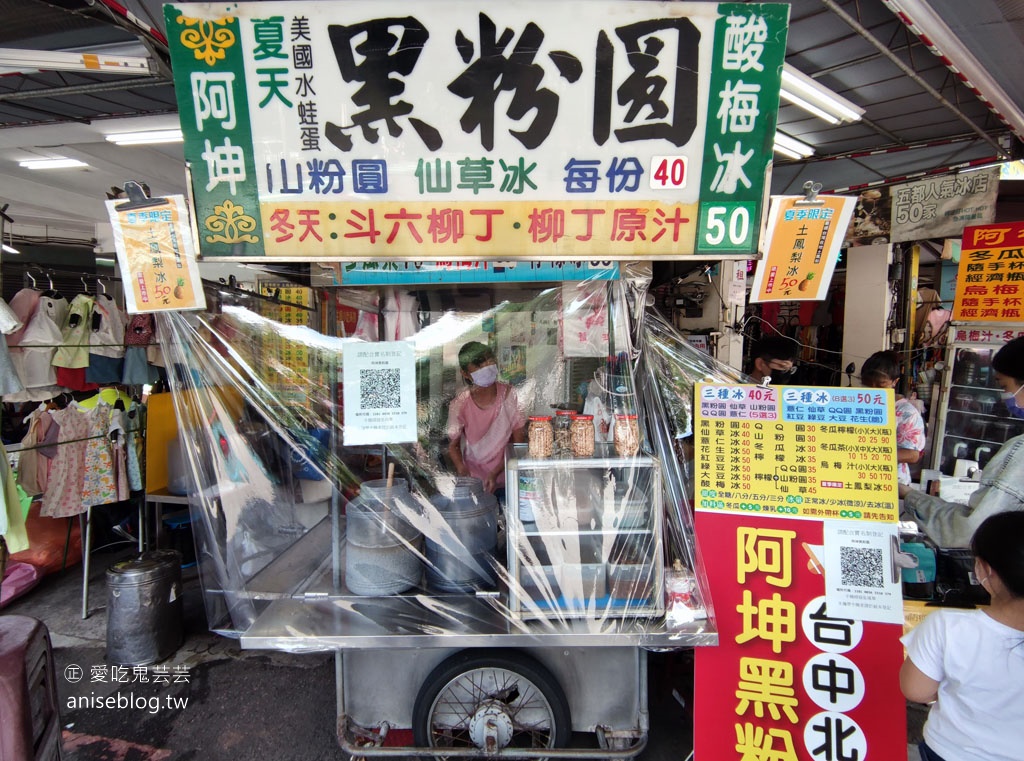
[505,443,664,620]
[933,338,1024,473]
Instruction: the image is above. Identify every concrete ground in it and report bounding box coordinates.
[2,544,923,761]
[2,546,695,761]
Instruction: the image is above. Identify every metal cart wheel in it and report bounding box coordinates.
[412,649,572,753]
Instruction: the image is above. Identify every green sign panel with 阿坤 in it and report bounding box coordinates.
[166,1,788,261]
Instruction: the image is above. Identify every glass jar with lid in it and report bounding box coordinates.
[613,413,640,457]
[569,414,596,457]
[527,415,554,458]
[554,409,574,455]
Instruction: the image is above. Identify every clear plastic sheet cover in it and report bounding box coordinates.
[160,273,733,652]
[638,308,753,634]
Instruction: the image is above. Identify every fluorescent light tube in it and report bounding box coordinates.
[774,132,815,158]
[1,243,19,254]
[19,158,88,169]
[773,144,803,160]
[780,90,841,125]
[106,129,183,145]
[781,64,865,124]
[0,48,150,76]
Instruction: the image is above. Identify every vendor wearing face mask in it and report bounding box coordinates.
[993,336,1024,419]
[747,336,800,385]
[899,336,1024,547]
[447,341,526,495]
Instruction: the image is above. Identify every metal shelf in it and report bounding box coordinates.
[506,444,665,621]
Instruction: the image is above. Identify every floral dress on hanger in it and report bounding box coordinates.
[41,402,115,518]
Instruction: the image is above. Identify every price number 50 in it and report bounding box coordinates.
[698,202,754,253]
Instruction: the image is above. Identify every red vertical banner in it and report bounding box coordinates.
[694,512,905,759]
[952,221,1024,322]
[693,383,906,760]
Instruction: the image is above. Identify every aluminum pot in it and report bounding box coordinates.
[345,478,422,596]
[424,477,498,593]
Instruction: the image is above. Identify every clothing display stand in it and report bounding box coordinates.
[78,496,147,619]
[4,299,151,618]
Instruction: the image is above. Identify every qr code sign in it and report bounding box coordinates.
[839,546,884,588]
[359,368,401,409]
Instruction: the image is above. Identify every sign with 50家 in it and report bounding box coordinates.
[166,1,788,260]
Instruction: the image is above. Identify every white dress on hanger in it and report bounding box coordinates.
[6,295,68,402]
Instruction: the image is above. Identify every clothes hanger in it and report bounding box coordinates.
[77,386,131,409]
[41,272,61,299]
[26,272,36,289]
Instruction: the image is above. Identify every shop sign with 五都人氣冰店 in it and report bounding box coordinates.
[889,168,999,244]
[165,1,789,260]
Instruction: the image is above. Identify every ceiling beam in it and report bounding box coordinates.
[0,47,152,77]
[0,98,92,124]
[0,76,169,102]
[820,0,1008,157]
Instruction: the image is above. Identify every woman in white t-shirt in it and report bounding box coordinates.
[900,510,1024,761]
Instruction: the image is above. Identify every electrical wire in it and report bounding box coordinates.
[703,265,730,322]
[734,312,955,385]
[8,234,96,248]
[734,314,864,380]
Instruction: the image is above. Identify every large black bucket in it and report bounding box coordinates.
[106,550,183,665]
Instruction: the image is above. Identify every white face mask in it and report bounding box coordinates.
[470,364,499,387]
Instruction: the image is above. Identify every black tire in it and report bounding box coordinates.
[412,649,572,752]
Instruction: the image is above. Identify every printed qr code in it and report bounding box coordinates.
[359,368,401,409]
[839,546,884,588]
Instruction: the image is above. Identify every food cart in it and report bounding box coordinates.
[154,0,790,753]
[159,274,738,757]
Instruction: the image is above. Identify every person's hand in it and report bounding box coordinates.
[484,473,497,493]
[768,359,795,376]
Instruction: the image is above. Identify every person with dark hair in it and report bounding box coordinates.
[861,350,925,484]
[747,336,800,384]
[899,337,1024,547]
[900,510,1024,761]
[446,341,526,494]
[992,335,1024,419]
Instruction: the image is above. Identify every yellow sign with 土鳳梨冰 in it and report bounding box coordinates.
[106,195,206,314]
[749,194,856,302]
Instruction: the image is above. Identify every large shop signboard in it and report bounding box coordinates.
[952,221,1024,323]
[165,1,789,260]
[693,383,906,761]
